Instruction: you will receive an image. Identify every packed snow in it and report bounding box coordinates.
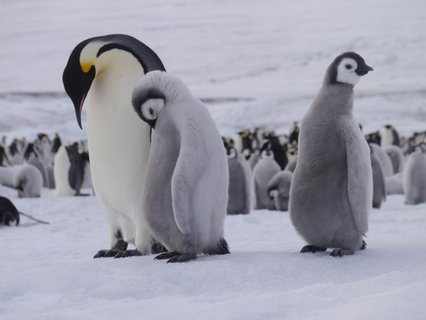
[1,0,426,319]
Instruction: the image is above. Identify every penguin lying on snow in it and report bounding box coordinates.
[0,165,43,198]
[290,52,373,257]
[0,196,20,226]
[132,71,230,263]
[63,34,167,258]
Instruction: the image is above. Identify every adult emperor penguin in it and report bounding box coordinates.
[132,71,230,262]
[290,52,373,257]
[63,34,166,258]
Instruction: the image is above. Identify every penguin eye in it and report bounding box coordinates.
[140,98,165,121]
[149,107,154,116]
[345,64,352,70]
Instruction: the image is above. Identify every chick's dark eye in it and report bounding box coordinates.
[345,64,352,70]
[149,108,154,116]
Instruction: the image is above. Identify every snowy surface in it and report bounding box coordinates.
[1,0,426,319]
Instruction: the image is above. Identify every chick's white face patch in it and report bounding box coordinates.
[336,58,360,85]
[140,98,165,121]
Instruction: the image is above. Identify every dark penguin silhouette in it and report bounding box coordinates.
[51,133,62,154]
[0,196,20,226]
[0,145,9,166]
[65,143,86,196]
[260,135,288,170]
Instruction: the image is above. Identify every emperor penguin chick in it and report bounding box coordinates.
[403,150,426,205]
[132,71,230,263]
[290,52,373,257]
[267,171,292,211]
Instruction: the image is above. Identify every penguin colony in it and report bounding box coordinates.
[2,34,425,262]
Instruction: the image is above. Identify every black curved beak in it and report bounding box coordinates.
[356,63,374,76]
[62,41,96,129]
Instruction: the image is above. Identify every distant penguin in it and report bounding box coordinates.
[8,139,26,165]
[261,134,288,169]
[267,171,292,211]
[369,143,394,177]
[253,150,280,210]
[0,196,19,226]
[51,133,62,154]
[0,165,42,198]
[289,122,300,145]
[382,124,400,147]
[0,145,9,166]
[385,173,404,195]
[403,151,426,205]
[132,71,230,262]
[54,144,88,196]
[45,164,55,189]
[24,144,48,188]
[365,131,381,146]
[63,34,167,258]
[384,145,404,174]
[247,149,260,170]
[290,52,373,257]
[237,129,253,154]
[225,146,253,215]
[35,133,54,166]
[370,148,386,209]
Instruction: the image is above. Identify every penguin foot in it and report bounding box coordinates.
[300,245,327,253]
[167,253,197,263]
[360,240,367,250]
[204,238,230,255]
[330,248,354,257]
[93,239,128,258]
[94,249,124,258]
[114,250,142,258]
[151,242,168,254]
[155,251,179,260]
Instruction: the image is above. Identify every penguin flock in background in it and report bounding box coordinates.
[3,32,425,263]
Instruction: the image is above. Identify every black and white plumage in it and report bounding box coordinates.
[132,71,230,263]
[382,124,400,147]
[0,196,20,226]
[403,151,426,205]
[63,34,166,258]
[290,52,373,257]
[53,144,89,196]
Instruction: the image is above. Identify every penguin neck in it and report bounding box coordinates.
[314,83,354,116]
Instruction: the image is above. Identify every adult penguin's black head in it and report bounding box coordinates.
[62,34,166,128]
[326,52,373,86]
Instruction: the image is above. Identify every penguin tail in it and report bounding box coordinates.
[204,238,230,255]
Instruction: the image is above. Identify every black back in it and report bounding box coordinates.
[65,143,85,195]
[51,134,62,154]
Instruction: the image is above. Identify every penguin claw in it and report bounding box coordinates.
[330,248,354,257]
[155,251,179,260]
[93,249,122,258]
[167,254,197,263]
[360,240,367,250]
[151,242,168,254]
[300,245,327,253]
[114,250,142,258]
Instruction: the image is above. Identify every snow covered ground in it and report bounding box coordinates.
[1,0,426,319]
